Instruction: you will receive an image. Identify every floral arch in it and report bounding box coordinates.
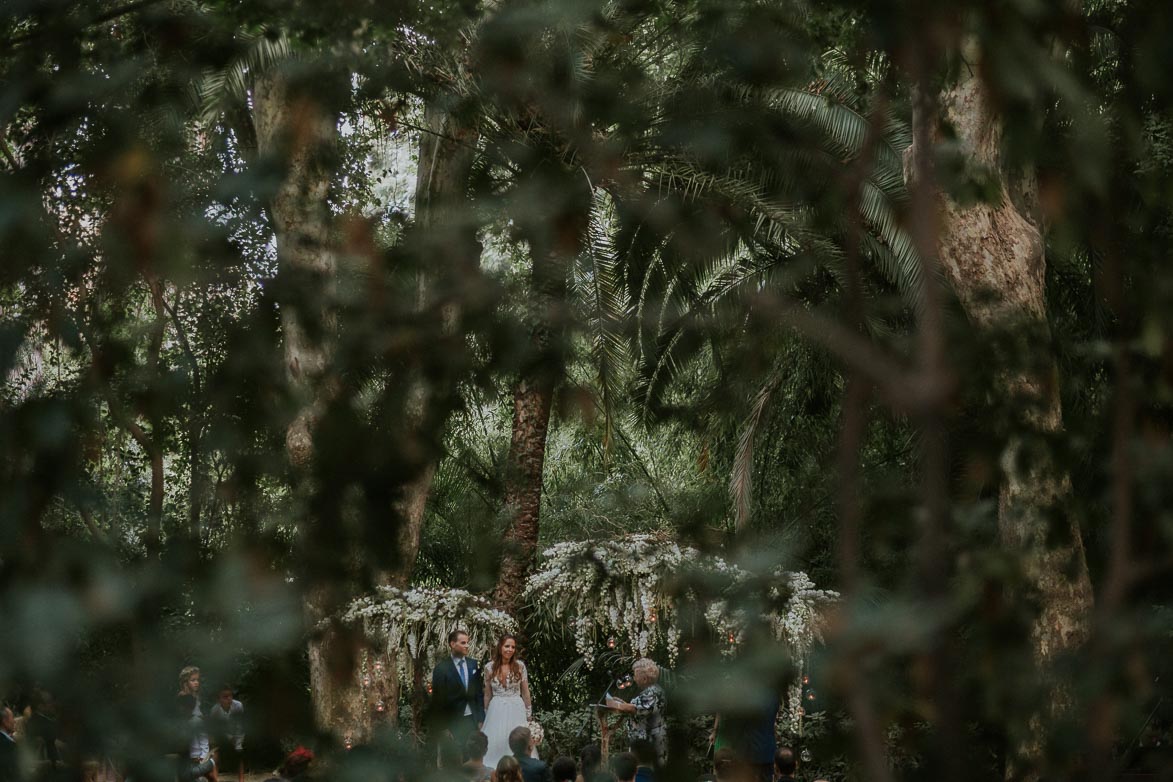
[522,533,838,731]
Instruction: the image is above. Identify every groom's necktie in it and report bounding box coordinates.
[458,658,468,688]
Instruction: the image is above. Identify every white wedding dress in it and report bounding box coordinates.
[482,660,533,768]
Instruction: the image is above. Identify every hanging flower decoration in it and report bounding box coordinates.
[704,569,838,734]
[704,571,838,656]
[339,586,518,683]
[523,534,695,668]
[522,534,838,674]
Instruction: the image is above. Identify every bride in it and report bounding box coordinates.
[481,635,534,767]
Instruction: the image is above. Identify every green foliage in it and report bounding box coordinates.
[2,0,1173,781]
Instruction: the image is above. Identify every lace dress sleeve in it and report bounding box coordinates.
[518,661,533,717]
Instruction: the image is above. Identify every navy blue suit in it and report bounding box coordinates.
[516,754,553,782]
[430,655,485,745]
[0,731,21,782]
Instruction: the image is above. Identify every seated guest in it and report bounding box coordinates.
[25,689,62,771]
[263,746,314,782]
[440,740,467,779]
[577,743,603,782]
[495,755,524,782]
[630,740,656,782]
[508,727,551,782]
[773,747,797,782]
[551,756,576,782]
[609,752,637,782]
[464,732,493,782]
[714,748,751,782]
[0,707,20,782]
[209,685,245,782]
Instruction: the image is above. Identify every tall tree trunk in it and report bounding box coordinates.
[387,98,481,732]
[253,71,337,469]
[908,42,1094,771]
[493,370,557,617]
[492,172,592,617]
[144,274,167,552]
[395,98,481,584]
[162,292,205,543]
[252,68,368,740]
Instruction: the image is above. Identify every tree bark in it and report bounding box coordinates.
[255,79,482,738]
[907,44,1094,773]
[252,68,365,739]
[387,97,481,735]
[394,98,481,585]
[492,172,592,617]
[918,63,1094,659]
[253,69,337,469]
[493,371,557,617]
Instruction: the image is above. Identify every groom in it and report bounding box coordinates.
[429,629,485,751]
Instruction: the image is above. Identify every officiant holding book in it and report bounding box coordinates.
[430,629,486,750]
[606,658,667,766]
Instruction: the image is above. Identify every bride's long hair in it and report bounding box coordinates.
[491,634,521,686]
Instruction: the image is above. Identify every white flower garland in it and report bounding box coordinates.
[523,535,838,733]
[339,586,518,683]
[523,535,838,665]
[522,534,694,667]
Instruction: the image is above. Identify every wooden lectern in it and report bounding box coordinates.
[593,702,629,760]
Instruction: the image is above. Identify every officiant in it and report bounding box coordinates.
[606,658,667,766]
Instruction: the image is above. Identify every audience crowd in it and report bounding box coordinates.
[0,665,826,782]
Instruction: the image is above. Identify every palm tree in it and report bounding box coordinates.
[456,1,921,610]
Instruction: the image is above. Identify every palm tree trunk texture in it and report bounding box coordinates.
[494,370,557,617]
[493,173,592,618]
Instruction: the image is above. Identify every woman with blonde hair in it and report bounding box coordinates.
[606,658,667,766]
[493,754,524,782]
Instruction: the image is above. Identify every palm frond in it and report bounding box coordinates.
[581,200,634,456]
[730,368,785,530]
[194,29,294,128]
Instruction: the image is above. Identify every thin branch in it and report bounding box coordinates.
[77,504,110,544]
[397,118,482,157]
[9,0,167,45]
[757,293,931,411]
[0,131,19,170]
[907,43,963,782]
[160,291,202,396]
[833,93,891,782]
